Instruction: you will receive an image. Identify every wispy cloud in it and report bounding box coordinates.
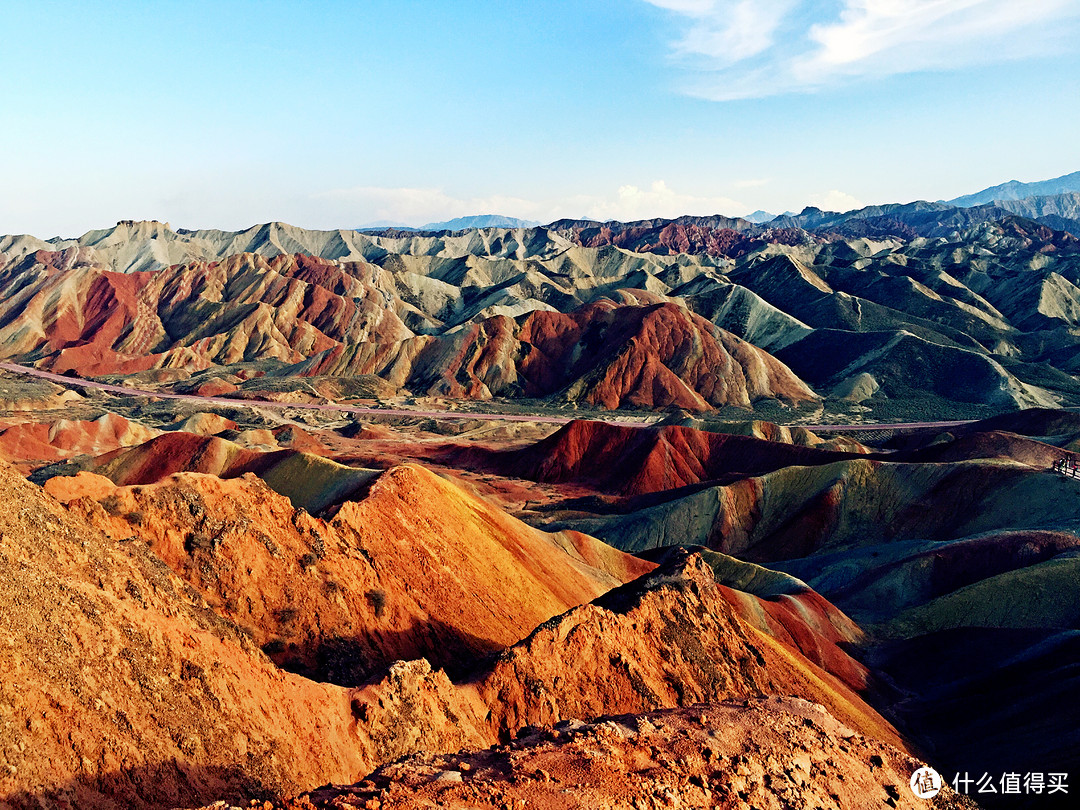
[577,180,744,221]
[315,181,746,226]
[808,189,864,212]
[650,0,799,65]
[314,186,544,227]
[644,0,1080,100]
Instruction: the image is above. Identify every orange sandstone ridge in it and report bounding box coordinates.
[48,464,653,683]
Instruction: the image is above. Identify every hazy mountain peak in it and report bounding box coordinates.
[947,170,1080,207]
[743,210,776,224]
[420,214,540,231]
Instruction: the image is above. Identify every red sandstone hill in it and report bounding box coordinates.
[0,252,413,376]
[550,215,782,257]
[73,431,380,513]
[295,300,818,410]
[0,412,158,471]
[0,250,817,411]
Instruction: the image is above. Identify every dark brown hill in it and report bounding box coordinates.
[493,420,864,497]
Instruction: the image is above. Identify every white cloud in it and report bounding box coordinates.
[669,1,798,64]
[647,0,718,14]
[579,180,744,221]
[643,0,1080,99]
[647,0,718,13]
[808,189,865,212]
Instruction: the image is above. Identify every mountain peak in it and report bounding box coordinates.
[113,219,174,232]
[743,209,776,224]
[947,170,1080,207]
[419,214,540,231]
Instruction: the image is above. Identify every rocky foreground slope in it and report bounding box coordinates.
[46,463,651,685]
[0,442,965,809]
[261,699,975,810]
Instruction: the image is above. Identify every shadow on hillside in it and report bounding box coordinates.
[263,615,508,688]
[1,761,278,810]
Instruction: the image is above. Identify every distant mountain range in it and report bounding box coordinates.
[2,209,1080,419]
[350,173,1080,236]
[742,210,777,224]
[946,170,1080,207]
[421,214,539,230]
[358,214,540,233]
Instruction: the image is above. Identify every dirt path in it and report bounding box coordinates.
[0,361,1005,433]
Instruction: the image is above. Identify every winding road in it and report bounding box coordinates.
[0,361,978,433]
[0,362,624,425]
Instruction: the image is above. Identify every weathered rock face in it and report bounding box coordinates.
[468,552,901,750]
[274,699,977,810]
[0,460,366,809]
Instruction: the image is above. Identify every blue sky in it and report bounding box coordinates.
[2,0,1079,236]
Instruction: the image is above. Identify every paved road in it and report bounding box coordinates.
[800,419,974,433]
[0,361,985,433]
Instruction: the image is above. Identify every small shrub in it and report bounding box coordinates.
[365,588,387,618]
[184,531,213,555]
[100,494,123,516]
[274,606,298,625]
